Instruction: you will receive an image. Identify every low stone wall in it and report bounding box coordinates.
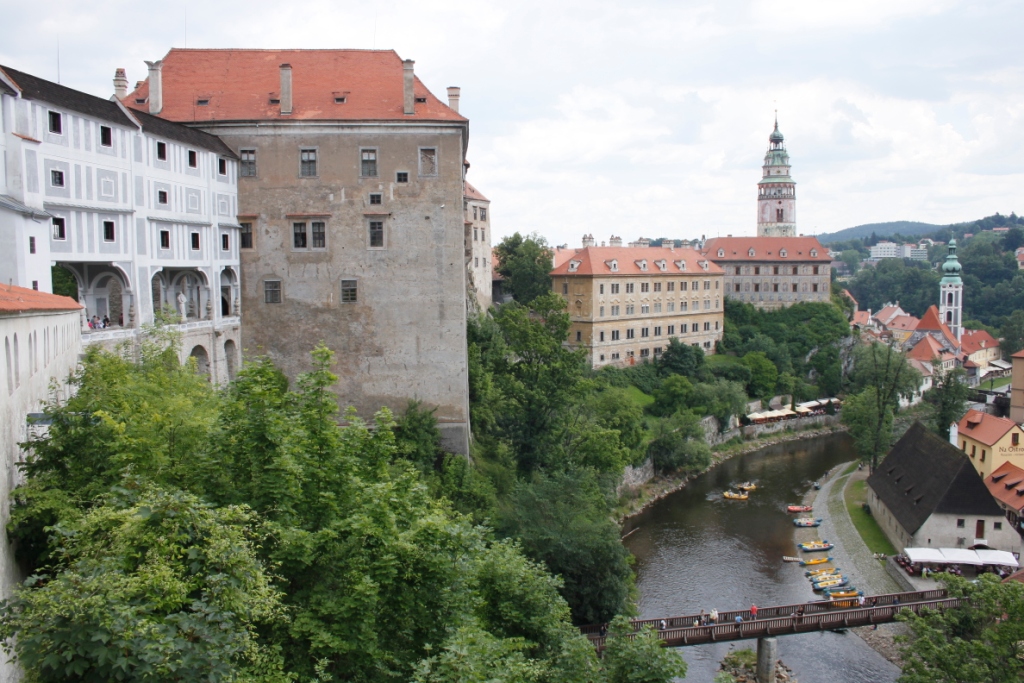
[618,458,655,495]
[742,413,841,439]
[884,556,917,592]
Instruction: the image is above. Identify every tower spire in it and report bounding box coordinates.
[940,238,963,343]
[757,116,796,237]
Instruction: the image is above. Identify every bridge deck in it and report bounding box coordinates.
[583,590,959,651]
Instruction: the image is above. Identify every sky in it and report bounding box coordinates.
[2,0,1022,247]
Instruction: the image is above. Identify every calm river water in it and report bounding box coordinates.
[623,433,900,682]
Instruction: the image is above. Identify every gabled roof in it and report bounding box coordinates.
[130,108,235,157]
[868,422,1005,535]
[887,315,921,332]
[125,49,466,124]
[986,461,1024,514]
[464,181,489,202]
[873,304,906,325]
[701,236,831,262]
[957,409,1019,447]
[0,285,81,313]
[842,289,858,309]
[907,335,946,362]
[0,64,135,128]
[916,305,959,348]
[550,246,723,277]
[961,329,999,356]
[851,310,871,327]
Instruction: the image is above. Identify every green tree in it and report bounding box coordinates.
[841,249,861,276]
[842,387,895,470]
[651,375,695,417]
[495,233,555,305]
[690,380,748,432]
[897,575,1024,683]
[999,309,1024,358]
[393,400,445,473]
[51,265,78,300]
[658,338,707,378]
[741,351,778,399]
[646,411,711,475]
[601,616,688,683]
[848,342,921,406]
[0,484,287,683]
[927,366,973,439]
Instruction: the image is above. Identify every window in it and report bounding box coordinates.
[240,150,257,177]
[576,331,582,342]
[981,450,986,462]
[611,330,620,341]
[334,96,347,104]
[667,325,675,335]
[480,208,488,221]
[222,234,230,251]
[1014,433,1020,446]
[680,301,688,311]
[188,150,198,168]
[562,283,569,295]
[160,230,170,249]
[971,445,976,458]
[667,302,675,312]
[667,282,675,292]
[641,283,650,293]
[704,322,710,331]
[369,193,382,205]
[773,283,779,292]
[218,158,227,175]
[157,190,168,205]
[654,347,663,357]
[611,284,620,294]
[48,111,62,134]
[995,522,1003,531]
[754,266,761,275]
[157,141,167,160]
[812,284,819,293]
[640,348,650,358]
[599,331,605,342]
[654,303,661,313]
[361,149,378,177]
[312,221,325,248]
[813,266,820,275]
[51,170,65,187]
[652,282,661,292]
[300,149,318,177]
[100,126,113,147]
[190,232,200,250]
[957,519,965,528]
[691,323,699,332]
[641,304,650,314]
[369,220,385,248]
[419,148,437,176]
[475,257,479,267]
[29,236,35,254]
[776,208,784,222]
[626,329,635,339]
[599,306,605,317]
[680,281,688,291]
[599,284,605,294]
[626,283,635,294]
[654,326,662,336]
[473,207,478,220]
[293,223,307,248]
[611,305,620,316]
[641,327,649,338]
[704,280,710,290]
[625,305,635,315]
[754,283,760,292]
[396,171,408,183]
[103,220,115,242]
[32,281,38,291]
[240,223,252,249]
[735,283,741,292]
[341,279,358,303]
[197,98,209,106]
[52,217,66,240]
[264,280,282,304]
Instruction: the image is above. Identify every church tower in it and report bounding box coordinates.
[939,238,963,343]
[757,117,797,237]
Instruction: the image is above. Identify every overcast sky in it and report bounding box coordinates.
[2,0,1021,247]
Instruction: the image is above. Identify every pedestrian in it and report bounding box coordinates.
[858,595,865,608]
[750,604,758,620]
[659,619,667,631]
[734,614,743,629]
[710,608,718,623]
[599,623,607,638]
[699,608,706,625]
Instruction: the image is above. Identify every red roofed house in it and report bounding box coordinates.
[550,239,724,368]
[960,329,1001,369]
[953,409,1024,479]
[123,49,472,453]
[885,314,921,344]
[701,235,831,311]
[984,462,1024,531]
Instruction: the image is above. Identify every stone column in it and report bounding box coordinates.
[756,637,777,683]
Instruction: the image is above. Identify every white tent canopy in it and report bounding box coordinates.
[904,547,1019,568]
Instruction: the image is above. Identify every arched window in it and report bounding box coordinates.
[5,337,12,394]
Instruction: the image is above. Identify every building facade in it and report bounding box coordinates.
[953,409,1024,480]
[464,179,491,311]
[549,243,724,368]
[0,65,241,382]
[0,286,83,683]
[124,50,471,453]
[702,236,831,310]
[756,119,796,237]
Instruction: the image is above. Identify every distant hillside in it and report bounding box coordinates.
[817,221,944,244]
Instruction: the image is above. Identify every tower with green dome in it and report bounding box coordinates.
[939,238,963,342]
[757,115,797,237]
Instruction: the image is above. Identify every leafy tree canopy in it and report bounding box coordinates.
[495,233,556,305]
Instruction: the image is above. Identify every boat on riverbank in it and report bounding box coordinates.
[787,505,813,513]
[823,588,863,599]
[813,576,849,591]
[799,541,834,552]
[800,556,833,566]
[805,567,841,579]
[793,517,822,527]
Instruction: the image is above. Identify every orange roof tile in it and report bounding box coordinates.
[124,49,465,124]
[701,236,831,262]
[986,461,1024,513]
[852,310,871,326]
[550,246,723,277]
[961,329,999,356]
[916,305,959,348]
[841,289,858,309]
[0,285,81,313]
[873,304,905,325]
[464,181,489,202]
[958,409,1019,447]
[887,315,921,331]
[907,335,946,362]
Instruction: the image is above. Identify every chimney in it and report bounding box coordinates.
[279,64,293,115]
[446,86,461,113]
[609,235,622,247]
[582,234,595,248]
[113,68,129,99]
[403,59,415,115]
[145,60,163,114]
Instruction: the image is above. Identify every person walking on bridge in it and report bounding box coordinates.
[750,604,758,620]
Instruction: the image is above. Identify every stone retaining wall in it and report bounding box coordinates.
[884,556,917,592]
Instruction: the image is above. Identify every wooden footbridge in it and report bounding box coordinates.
[581,589,959,652]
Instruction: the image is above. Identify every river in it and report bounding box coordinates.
[622,433,901,682]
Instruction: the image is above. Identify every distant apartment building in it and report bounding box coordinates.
[869,241,928,261]
[702,236,831,310]
[0,64,241,381]
[464,179,492,311]
[550,240,724,368]
[123,49,471,452]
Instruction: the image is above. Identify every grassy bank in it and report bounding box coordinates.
[844,479,897,556]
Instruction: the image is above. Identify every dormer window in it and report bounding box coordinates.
[700,260,709,271]
[606,259,618,272]
[718,249,725,258]
[568,260,581,273]
[748,248,756,257]
[810,249,818,257]
[779,249,788,258]
[636,259,648,271]
[675,260,687,271]
[334,96,347,104]
[655,259,667,272]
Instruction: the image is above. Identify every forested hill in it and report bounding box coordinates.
[817,221,943,244]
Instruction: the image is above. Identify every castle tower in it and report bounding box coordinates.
[939,238,963,343]
[757,116,797,237]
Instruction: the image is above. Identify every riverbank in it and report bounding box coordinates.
[617,422,848,525]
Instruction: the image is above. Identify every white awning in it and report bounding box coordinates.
[939,548,986,565]
[905,547,944,563]
[975,549,1019,568]
[990,360,1012,370]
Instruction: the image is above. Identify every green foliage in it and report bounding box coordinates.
[393,400,444,473]
[651,375,694,417]
[691,380,748,432]
[708,360,752,387]
[657,338,708,379]
[846,259,941,319]
[646,411,712,474]
[925,366,973,439]
[840,250,862,275]
[999,309,1024,358]
[842,387,895,469]
[601,616,687,683]
[0,483,287,683]
[849,343,921,403]
[50,266,78,300]
[494,233,556,305]
[897,574,1024,683]
[741,351,778,399]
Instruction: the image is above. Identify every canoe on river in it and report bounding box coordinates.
[793,517,823,527]
[787,505,813,513]
[723,491,749,500]
[798,541,834,552]
[737,482,757,492]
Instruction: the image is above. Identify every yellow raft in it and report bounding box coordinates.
[723,491,749,500]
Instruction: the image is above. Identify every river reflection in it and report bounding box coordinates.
[623,433,900,682]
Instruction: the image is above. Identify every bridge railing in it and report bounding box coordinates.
[585,596,962,650]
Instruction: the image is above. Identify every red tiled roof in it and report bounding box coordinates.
[0,285,81,313]
[550,246,723,277]
[1013,349,1024,359]
[552,246,576,269]
[958,409,1019,447]
[873,305,905,325]
[961,329,999,356]
[907,335,946,362]
[491,251,503,281]
[986,461,1024,514]
[842,289,858,308]
[464,181,489,202]
[124,49,465,123]
[702,236,831,262]
[887,315,920,332]
[916,305,959,348]
[851,310,871,326]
